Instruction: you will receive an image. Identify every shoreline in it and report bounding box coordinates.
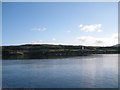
[2,53,119,60]
[2,44,119,60]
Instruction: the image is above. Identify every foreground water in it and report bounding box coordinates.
[2,54,118,88]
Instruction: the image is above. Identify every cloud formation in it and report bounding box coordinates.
[112,33,118,39]
[30,40,44,44]
[52,38,56,41]
[66,30,71,33]
[78,24,102,32]
[76,33,118,46]
[32,27,47,31]
[76,36,93,42]
[95,40,104,44]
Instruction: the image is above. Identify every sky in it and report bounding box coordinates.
[2,2,118,46]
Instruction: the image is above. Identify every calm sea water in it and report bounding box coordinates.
[2,54,118,88]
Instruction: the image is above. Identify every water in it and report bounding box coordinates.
[2,54,118,88]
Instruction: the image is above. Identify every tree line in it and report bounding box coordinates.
[2,44,119,59]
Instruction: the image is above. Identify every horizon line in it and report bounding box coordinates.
[1,43,119,47]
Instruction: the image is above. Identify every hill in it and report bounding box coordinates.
[2,44,119,59]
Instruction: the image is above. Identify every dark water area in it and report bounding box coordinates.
[2,54,118,88]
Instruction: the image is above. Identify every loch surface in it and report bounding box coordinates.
[2,54,118,88]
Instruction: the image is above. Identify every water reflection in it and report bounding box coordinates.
[3,54,118,88]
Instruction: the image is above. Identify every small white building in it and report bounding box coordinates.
[82,46,85,50]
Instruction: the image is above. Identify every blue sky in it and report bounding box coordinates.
[2,2,118,46]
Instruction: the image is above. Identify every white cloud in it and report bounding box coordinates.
[76,33,118,46]
[112,33,118,39]
[78,24,102,32]
[97,29,102,32]
[66,30,71,33]
[29,40,44,44]
[32,27,47,31]
[95,40,104,44]
[22,33,118,46]
[52,38,56,41]
[79,24,83,27]
[112,33,119,44]
[76,36,94,42]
